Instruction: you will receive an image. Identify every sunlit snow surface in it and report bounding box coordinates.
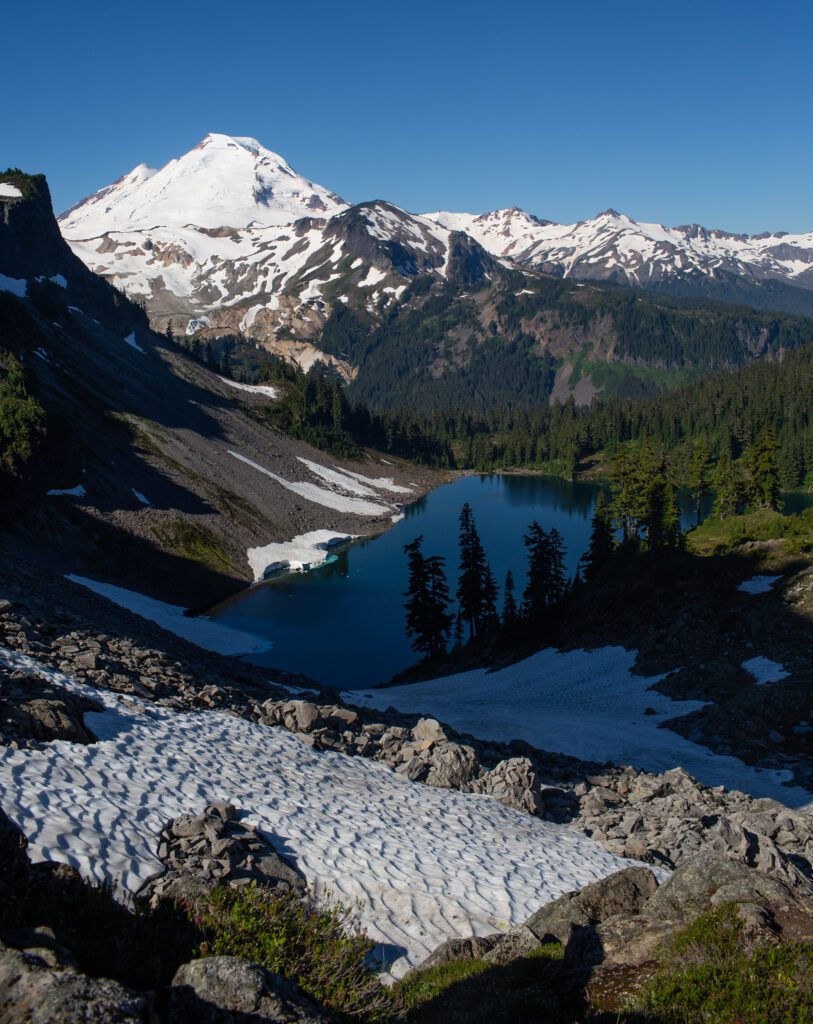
[350,647,813,810]
[247,530,355,582]
[0,183,22,199]
[0,648,645,977]
[66,575,272,656]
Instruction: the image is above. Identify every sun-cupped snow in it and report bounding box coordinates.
[423,207,813,290]
[0,273,27,297]
[47,484,86,497]
[742,656,790,685]
[65,575,272,656]
[247,530,355,582]
[217,375,279,400]
[228,451,393,516]
[0,649,649,977]
[738,574,782,595]
[350,646,813,810]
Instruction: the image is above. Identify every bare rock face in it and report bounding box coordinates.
[0,942,148,1023]
[167,956,330,1023]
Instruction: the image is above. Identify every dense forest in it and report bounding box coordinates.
[314,274,813,414]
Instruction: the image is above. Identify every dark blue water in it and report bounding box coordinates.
[210,475,813,688]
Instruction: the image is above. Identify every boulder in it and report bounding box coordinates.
[167,956,329,1023]
[416,934,500,971]
[472,758,544,815]
[412,718,447,745]
[0,942,147,1023]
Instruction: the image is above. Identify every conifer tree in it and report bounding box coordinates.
[501,570,518,625]
[712,451,739,519]
[403,537,451,659]
[522,523,567,622]
[748,430,781,510]
[580,491,615,582]
[689,440,712,525]
[456,503,492,640]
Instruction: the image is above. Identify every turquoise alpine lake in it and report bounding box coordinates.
[209,475,812,689]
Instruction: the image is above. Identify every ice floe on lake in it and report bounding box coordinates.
[247,530,355,582]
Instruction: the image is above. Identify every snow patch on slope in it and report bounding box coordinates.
[351,646,812,809]
[247,530,355,582]
[0,649,646,977]
[65,575,272,656]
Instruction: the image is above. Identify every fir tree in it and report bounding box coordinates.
[748,430,781,510]
[522,523,567,623]
[501,569,518,624]
[456,503,492,640]
[403,537,451,659]
[580,492,615,582]
[689,440,712,525]
[712,451,739,519]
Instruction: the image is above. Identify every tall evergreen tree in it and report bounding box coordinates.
[712,451,739,519]
[689,440,712,525]
[501,570,518,625]
[456,503,491,640]
[522,523,568,623]
[403,537,451,659]
[580,492,616,581]
[748,430,782,510]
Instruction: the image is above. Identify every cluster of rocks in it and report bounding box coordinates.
[2,594,813,891]
[418,850,813,1014]
[0,662,102,748]
[146,802,305,904]
[259,699,544,814]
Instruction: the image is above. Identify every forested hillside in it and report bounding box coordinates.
[319,273,813,414]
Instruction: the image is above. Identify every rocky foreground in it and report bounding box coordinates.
[1,566,813,1020]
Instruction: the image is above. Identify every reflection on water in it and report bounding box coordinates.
[210,474,811,689]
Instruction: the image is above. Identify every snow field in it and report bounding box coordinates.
[350,646,813,810]
[0,648,648,978]
[65,575,272,656]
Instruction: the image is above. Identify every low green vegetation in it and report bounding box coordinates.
[392,944,572,1024]
[194,884,394,1022]
[151,518,235,574]
[631,904,813,1024]
[0,350,46,484]
[687,507,813,556]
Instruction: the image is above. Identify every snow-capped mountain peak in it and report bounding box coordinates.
[60,133,347,235]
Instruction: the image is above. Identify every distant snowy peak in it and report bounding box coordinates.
[59,133,347,234]
[424,207,813,292]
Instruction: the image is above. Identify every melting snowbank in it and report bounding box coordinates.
[350,646,812,809]
[247,530,355,582]
[0,649,642,977]
[66,575,272,656]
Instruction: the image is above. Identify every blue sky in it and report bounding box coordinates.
[4,0,812,232]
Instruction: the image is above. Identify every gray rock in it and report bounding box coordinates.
[412,718,447,745]
[0,942,147,1023]
[415,934,500,970]
[167,956,329,1023]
